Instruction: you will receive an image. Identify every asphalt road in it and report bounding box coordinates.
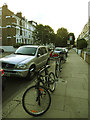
[2,76,35,105]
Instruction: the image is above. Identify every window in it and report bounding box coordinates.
[38,48,43,55]
[6,16,11,18]
[41,47,47,54]
[7,36,11,39]
[38,47,47,55]
[6,25,11,28]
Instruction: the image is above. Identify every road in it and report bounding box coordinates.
[2,76,35,105]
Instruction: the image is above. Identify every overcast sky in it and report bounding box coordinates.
[0,0,89,39]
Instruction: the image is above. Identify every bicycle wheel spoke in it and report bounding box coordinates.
[49,72,56,92]
[55,63,59,78]
[22,86,51,116]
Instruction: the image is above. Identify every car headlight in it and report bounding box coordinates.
[17,64,27,69]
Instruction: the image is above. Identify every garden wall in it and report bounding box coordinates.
[73,48,90,64]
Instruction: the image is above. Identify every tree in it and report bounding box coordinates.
[32,24,44,44]
[77,38,87,49]
[32,24,56,45]
[68,33,75,45]
[56,27,68,47]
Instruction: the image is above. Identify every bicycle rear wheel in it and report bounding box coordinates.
[22,85,51,117]
[49,72,56,92]
[59,59,62,72]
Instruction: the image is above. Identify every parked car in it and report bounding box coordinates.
[50,47,67,62]
[0,45,49,79]
[63,48,68,53]
[0,48,4,53]
[50,47,63,57]
[62,48,68,57]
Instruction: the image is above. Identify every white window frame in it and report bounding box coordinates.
[6,16,11,18]
[6,25,11,28]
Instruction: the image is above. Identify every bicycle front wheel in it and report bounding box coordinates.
[22,85,51,117]
[49,72,56,92]
[55,61,59,78]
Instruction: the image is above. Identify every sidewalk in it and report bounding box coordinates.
[2,49,88,119]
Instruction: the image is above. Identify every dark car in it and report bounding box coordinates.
[0,48,4,53]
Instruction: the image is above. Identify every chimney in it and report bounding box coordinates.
[16,12,22,18]
[2,3,8,9]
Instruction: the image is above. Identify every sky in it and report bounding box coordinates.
[0,0,89,39]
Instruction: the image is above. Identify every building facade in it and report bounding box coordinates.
[0,4,37,46]
[78,22,88,41]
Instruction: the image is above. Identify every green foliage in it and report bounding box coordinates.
[13,43,24,48]
[55,27,68,47]
[32,24,56,45]
[33,24,76,47]
[77,38,87,49]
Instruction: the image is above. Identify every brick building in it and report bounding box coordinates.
[0,4,37,46]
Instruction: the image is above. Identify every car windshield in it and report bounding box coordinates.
[15,47,37,56]
[55,48,63,51]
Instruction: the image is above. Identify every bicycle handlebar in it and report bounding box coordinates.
[30,65,50,74]
[38,65,50,74]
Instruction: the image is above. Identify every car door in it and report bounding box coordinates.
[35,47,44,69]
[41,47,48,66]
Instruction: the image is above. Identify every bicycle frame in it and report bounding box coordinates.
[34,65,50,105]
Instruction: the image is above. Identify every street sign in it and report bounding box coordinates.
[69,36,72,41]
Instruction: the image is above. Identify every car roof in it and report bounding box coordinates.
[20,45,47,48]
[55,47,63,49]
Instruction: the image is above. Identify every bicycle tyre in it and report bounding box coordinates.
[49,72,56,92]
[22,85,51,117]
[59,60,62,72]
[55,61,59,78]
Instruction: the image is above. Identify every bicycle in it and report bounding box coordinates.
[60,52,66,64]
[40,65,56,92]
[22,65,56,117]
[55,56,62,78]
[50,56,61,78]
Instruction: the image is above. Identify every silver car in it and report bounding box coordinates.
[0,45,49,78]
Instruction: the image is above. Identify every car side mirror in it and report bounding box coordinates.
[37,54,41,57]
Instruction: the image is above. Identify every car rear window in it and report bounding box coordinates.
[55,48,63,51]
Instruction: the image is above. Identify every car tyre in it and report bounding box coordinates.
[26,66,36,80]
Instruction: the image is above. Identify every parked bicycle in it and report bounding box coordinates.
[50,56,62,78]
[22,65,56,117]
[40,65,56,92]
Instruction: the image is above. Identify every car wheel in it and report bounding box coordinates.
[26,66,36,80]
